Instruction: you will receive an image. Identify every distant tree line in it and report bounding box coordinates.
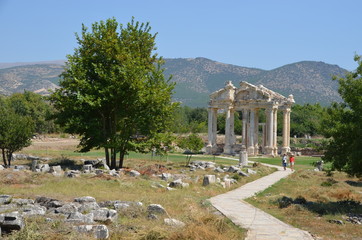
[169,104,327,137]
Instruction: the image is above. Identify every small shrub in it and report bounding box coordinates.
[231,174,241,181]
[277,196,293,208]
[321,178,337,187]
[140,230,166,240]
[294,196,307,204]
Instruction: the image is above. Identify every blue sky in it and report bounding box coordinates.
[0,0,361,70]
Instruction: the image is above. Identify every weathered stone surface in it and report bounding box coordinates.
[21,205,46,216]
[147,204,166,215]
[164,218,185,228]
[66,212,94,224]
[74,224,109,239]
[12,198,34,206]
[129,170,141,177]
[237,170,249,177]
[78,202,100,213]
[214,167,225,173]
[0,204,17,213]
[38,163,50,173]
[247,169,257,175]
[0,195,12,204]
[14,165,29,171]
[169,178,183,188]
[109,169,119,177]
[92,208,117,223]
[95,169,104,175]
[55,203,79,215]
[203,175,216,186]
[161,173,172,181]
[74,196,96,203]
[49,165,63,176]
[35,196,63,208]
[82,164,93,172]
[0,211,25,233]
[224,179,232,188]
[227,166,240,173]
[64,170,81,178]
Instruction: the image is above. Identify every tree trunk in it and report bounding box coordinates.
[105,148,110,167]
[7,151,12,166]
[110,148,116,170]
[119,151,125,169]
[2,149,6,166]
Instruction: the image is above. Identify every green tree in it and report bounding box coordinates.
[177,133,204,165]
[7,91,58,134]
[321,55,362,176]
[50,18,176,169]
[0,98,34,166]
[290,104,326,137]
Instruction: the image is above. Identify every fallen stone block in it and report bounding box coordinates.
[0,195,12,204]
[164,218,185,228]
[0,211,25,233]
[203,175,216,186]
[74,224,109,239]
[147,204,166,215]
[129,170,141,177]
[92,208,117,223]
[66,212,94,224]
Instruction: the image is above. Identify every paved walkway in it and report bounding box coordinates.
[209,163,314,240]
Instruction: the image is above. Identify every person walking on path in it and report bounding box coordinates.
[289,154,295,171]
[282,154,287,170]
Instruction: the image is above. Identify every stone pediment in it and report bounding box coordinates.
[209,81,294,109]
[209,81,236,106]
[236,81,290,103]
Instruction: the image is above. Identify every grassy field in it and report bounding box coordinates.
[245,170,362,240]
[1,137,278,239]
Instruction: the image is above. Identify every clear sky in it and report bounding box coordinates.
[0,0,361,70]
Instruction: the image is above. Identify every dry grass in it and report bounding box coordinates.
[1,136,278,239]
[246,170,362,240]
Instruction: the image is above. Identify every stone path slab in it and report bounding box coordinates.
[209,164,314,240]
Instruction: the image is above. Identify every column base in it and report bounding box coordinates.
[239,150,248,166]
[206,145,217,155]
[223,145,234,155]
[281,147,291,155]
[247,146,255,156]
[265,146,275,157]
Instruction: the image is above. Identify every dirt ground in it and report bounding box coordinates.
[24,136,80,151]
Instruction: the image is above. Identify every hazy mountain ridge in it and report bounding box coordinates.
[0,58,347,106]
[0,64,62,95]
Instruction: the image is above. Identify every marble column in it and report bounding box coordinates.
[207,107,218,154]
[247,108,255,155]
[223,107,233,154]
[212,108,217,148]
[241,109,248,150]
[282,108,291,154]
[265,107,274,155]
[260,123,266,154]
[230,108,236,148]
[273,108,278,156]
[254,109,259,155]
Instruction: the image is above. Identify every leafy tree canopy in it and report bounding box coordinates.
[50,17,176,169]
[0,97,34,166]
[321,55,362,176]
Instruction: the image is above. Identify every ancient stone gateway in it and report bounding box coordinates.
[206,81,294,157]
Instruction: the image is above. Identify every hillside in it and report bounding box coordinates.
[0,58,347,106]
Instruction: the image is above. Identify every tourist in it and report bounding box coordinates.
[289,154,295,171]
[282,154,287,170]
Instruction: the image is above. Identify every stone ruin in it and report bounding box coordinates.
[207,81,295,158]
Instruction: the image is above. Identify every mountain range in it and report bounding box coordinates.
[0,58,347,107]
